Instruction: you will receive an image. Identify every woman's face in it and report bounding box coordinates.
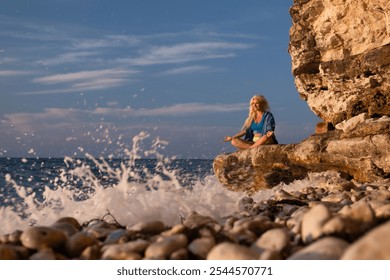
[250,98,261,112]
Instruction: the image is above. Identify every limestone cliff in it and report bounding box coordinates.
[289,0,390,125]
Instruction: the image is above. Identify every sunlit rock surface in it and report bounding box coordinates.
[289,0,390,125]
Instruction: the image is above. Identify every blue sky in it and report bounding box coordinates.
[0,0,320,159]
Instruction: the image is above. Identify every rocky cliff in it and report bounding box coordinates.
[289,0,390,125]
[214,0,390,194]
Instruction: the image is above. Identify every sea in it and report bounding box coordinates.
[0,133,342,236]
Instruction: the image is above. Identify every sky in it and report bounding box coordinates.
[0,0,320,159]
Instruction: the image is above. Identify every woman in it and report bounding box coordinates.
[224,95,277,149]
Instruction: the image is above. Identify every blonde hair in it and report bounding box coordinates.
[242,95,270,130]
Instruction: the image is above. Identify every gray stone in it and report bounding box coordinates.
[188,237,215,259]
[207,242,259,260]
[104,229,130,244]
[101,240,151,260]
[251,228,291,253]
[0,245,24,260]
[288,237,349,260]
[20,226,68,250]
[183,212,218,229]
[338,200,376,234]
[301,204,332,243]
[30,248,62,260]
[66,232,97,258]
[341,221,390,259]
[169,248,188,260]
[50,222,79,237]
[128,221,165,235]
[144,234,188,259]
[54,217,81,231]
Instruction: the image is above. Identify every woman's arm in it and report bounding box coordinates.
[223,130,246,142]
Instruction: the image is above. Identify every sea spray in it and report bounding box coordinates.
[0,132,245,235]
[0,132,346,236]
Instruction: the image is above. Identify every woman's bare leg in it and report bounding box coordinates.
[231,138,253,149]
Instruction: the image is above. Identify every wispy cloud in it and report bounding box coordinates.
[70,35,141,50]
[36,51,99,66]
[23,68,139,94]
[160,65,217,76]
[33,68,136,84]
[92,102,247,117]
[128,102,248,116]
[118,42,253,66]
[0,70,33,76]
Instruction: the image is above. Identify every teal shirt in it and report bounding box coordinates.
[250,111,275,136]
[245,111,277,143]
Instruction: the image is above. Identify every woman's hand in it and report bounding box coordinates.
[223,136,233,142]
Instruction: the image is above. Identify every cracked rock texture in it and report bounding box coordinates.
[289,0,390,125]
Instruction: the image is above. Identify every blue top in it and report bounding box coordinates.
[250,111,275,135]
[245,111,277,143]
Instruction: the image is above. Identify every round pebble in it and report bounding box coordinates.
[252,228,291,253]
[342,221,390,259]
[128,221,165,234]
[144,234,188,259]
[20,226,68,250]
[301,204,332,243]
[207,242,259,260]
[66,232,97,258]
[288,237,349,260]
[188,237,215,259]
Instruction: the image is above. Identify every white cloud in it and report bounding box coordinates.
[70,35,141,50]
[22,68,140,94]
[37,51,99,66]
[71,78,129,91]
[85,102,248,118]
[0,70,33,76]
[118,42,253,66]
[33,68,136,84]
[125,102,248,116]
[160,65,213,76]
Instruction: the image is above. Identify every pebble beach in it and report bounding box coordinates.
[1,172,390,260]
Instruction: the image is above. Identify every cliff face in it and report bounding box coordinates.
[213,0,390,194]
[289,0,390,124]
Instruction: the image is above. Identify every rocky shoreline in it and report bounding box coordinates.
[1,171,390,260]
